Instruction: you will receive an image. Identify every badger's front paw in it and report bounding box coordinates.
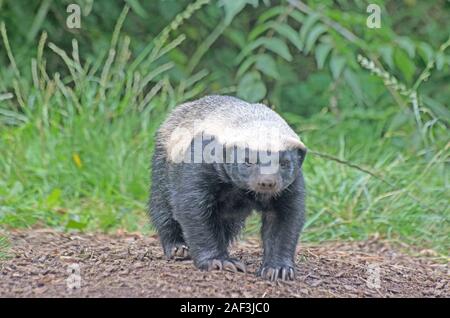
[258,265,295,281]
[197,257,246,273]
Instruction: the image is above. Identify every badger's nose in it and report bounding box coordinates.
[257,177,277,190]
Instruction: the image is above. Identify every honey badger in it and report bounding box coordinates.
[149,95,306,281]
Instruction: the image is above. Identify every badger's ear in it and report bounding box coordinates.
[285,137,307,167]
[297,145,307,167]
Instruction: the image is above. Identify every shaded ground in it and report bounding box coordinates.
[0,229,448,297]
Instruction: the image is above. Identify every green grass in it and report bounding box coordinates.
[0,111,156,233]
[0,236,10,260]
[0,4,449,258]
[246,110,449,256]
[1,102,448,255]
[298,112,449,254]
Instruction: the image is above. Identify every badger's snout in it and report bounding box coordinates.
[251,175,282,194]
[258,176,277,190]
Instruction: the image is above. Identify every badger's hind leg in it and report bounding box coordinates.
[150,145,191,260]
[163,226,190,260]
[159,217,190,260]
[150,182,190,260]
[150,197,190,260]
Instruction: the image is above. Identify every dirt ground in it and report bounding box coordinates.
[0,229,448,297]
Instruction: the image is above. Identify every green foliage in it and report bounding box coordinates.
[0,0,449,256]
[0,235,10,259]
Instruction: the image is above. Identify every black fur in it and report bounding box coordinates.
[149,137,306,281]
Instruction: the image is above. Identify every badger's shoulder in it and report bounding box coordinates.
[157,95,305,161]
[160,95,248,125]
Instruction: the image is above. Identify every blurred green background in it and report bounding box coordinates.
[0,0,449,258]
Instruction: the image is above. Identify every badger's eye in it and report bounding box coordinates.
[280,160,290,168]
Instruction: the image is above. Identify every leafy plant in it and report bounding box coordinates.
[0,0,448,255]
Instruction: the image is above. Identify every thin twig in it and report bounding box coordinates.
[310,150,392,185]
[309,150,440,213]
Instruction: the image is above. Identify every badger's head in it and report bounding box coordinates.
[221,143,306,198]
[164,107,307,197]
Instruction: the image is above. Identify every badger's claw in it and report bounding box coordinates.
[259,265,295,281]
[201,258,246,273]
[168,244,190,260]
